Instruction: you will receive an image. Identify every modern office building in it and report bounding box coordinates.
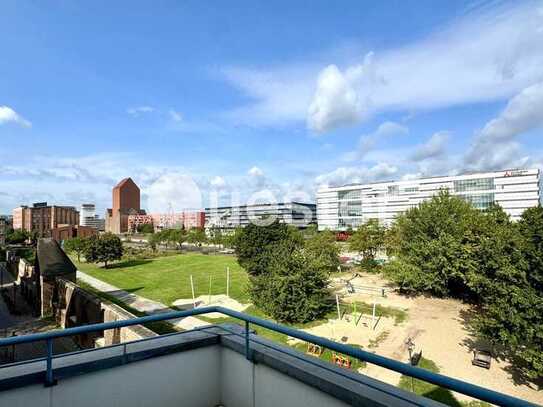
[317,168,541,230]
[11,202,80,237]
[205,202,316,231]
[105,178,145,234]
[127,211,206,232]
[80,204,106,231]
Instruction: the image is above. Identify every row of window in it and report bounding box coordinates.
[454,178,494,192]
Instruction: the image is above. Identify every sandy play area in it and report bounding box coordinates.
[311,272,543,404]
[172,294,251,318]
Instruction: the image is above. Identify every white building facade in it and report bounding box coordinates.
[80,203,106,231]
[317,169,541,230]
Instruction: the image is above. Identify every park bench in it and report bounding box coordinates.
[472,349,492,369]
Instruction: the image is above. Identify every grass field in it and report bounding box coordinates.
[75,253,249,306]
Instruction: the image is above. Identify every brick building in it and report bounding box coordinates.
[105,178,145,234]
[51,225,97,242]
[127,211,205,232]
[12,202,80,238]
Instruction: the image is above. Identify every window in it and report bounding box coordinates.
[461,193,495,209]
[403,187,419,193]
[387,185,399,196]
[338,189,361,200]
[338,200,362,217]
[454,178,494,192]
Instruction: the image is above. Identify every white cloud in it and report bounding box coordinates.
[410,131,449,161]
[247,166,264,177]
[343,121,409,162]
[210,176,226,188]
[222,2,543,132]
[143,173,202,212]
[126,106,155,117]
[315,162,398,187]
[0,106,31,128]
[465,82,543,170]
[169,109,183,122]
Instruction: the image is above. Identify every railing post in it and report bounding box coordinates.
[45,338,56,387]
[245,320,252,361]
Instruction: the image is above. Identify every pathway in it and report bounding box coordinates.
[76,271,209,331]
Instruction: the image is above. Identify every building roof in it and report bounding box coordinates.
[114,177,138,190]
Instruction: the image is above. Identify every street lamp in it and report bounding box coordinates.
[405,337,416,392]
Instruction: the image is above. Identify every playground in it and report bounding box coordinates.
[312,272,543,405]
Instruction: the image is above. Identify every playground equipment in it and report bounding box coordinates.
[341,273,390,297]
[332,353,352,369]
[472,349,492,369]
[306,343,324,357]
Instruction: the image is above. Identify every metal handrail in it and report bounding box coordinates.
[0,306,537,407]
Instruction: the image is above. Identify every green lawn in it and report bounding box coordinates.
[75,253,249,306]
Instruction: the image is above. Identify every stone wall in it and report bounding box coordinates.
[55,278,156,348]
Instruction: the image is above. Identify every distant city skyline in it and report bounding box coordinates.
[1,0,542,214]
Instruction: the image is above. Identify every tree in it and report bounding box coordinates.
[83,233,123,268]
[137,223,154,234]
[5,229,29,244]
[250,240,332,323]
[234,221,303,276]
[517,206,543,292]
[63,237,87,262]
[304,230,340,274]
[186,228,207,247]
[349,218,386,269]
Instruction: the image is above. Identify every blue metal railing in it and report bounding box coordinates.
[0,306,537,407]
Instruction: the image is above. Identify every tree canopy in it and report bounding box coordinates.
[83,233,123,268]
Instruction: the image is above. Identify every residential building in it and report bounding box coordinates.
[11,202,80,237]
[317,168,541,230]
[205,202,316,231]
[128,211,205,232]
[80,204,105,231]
[105,178,145,234]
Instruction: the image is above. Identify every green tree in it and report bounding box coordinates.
[304,230,340,274]
[349,218,386,269]
[234,221,303,276]
[137,223,154,234]
[250,240,332,323]
[517,206,543,292]
[187,228,207,247]
[83,233,123,268]
[6,229,29,244]
[63,237,87,262]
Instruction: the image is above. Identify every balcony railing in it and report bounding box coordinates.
[0,306,536,407]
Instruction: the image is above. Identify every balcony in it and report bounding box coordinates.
[0,307,535,407]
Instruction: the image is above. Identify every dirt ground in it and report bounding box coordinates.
[172,294,251,318]
[311,272,543,404]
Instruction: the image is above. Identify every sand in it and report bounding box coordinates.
[311,272,543,404]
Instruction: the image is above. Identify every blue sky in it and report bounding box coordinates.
[1,0,542,214]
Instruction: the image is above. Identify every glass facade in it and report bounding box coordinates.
[387,185,399,196]
[338,189,361,200]
[461,193,495,209]
[338,200,362,217]
[454,178,494,192]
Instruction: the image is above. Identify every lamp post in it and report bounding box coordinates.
[405,337,415,392]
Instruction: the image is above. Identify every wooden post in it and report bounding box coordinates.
[372,302,376,330]
[190,275,196,308]
[226,266,230,297]
[336,294,341,320]
[208,275,212,305]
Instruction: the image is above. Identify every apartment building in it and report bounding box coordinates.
[11,202,80,237]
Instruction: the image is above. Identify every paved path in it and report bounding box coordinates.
[77,271,209,331]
